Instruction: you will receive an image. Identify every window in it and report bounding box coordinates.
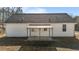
[63,24,66,32]
[31,29,35,32]
[44,28,47,31]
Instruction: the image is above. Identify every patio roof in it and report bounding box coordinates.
[27,26,52,28]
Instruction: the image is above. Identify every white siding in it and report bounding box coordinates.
[27,28,50,36]
[5,23,28,37]
[51,23,75,37]
[5,23,76,37]
[40,28,50,36]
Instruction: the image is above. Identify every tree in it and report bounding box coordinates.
[15,7,23,14]
[0,7,23,31]
[0,7,23,22]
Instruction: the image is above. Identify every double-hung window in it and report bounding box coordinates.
[63,24,66,32]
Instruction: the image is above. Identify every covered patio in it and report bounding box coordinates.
[27,25,53,41]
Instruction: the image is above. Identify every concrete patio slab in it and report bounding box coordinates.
[27,36,55,41]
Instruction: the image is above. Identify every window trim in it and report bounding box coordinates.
[62,24,66,32]
[44,28,47,31]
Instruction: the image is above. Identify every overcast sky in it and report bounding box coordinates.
[22,7,79,16]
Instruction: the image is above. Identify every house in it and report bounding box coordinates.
[74,16,79,31]
[5,13,76,37]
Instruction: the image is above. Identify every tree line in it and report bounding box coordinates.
[0,7,23,22]
[0,7,23,28]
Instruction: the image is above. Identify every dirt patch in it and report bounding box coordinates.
[0,28,5,38]
[0,46,21,51]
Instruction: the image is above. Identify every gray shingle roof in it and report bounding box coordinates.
[5,13,75,23]
[74,16,79,23]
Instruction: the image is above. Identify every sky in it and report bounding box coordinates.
[23,7,79,16]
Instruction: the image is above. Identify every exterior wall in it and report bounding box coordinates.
[5,23,76,37]
[40,28,50,36]
[5,23,28,37]
[51,23,75,37]
[30,28,50,36]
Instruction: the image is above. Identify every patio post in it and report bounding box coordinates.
[39,28,40,40]
[27,28,28,37]
[52,28,53,37]
[30,28,31,37]
[49,28,50,37]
